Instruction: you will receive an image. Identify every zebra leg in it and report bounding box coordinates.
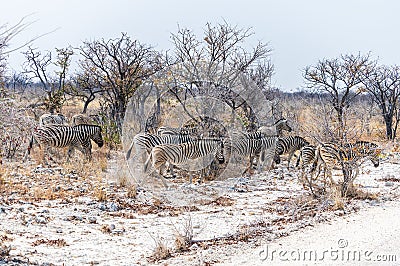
[67,147,75,162]
[189,173,193,184]
[150,158,169,189]
[287,151,295,169]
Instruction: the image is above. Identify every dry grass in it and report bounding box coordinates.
[126,184,137,198]
[329,187,345,211]
[32,238,67,247]
[345,185,379,200]
[33,187,56,201]
[148,235,171,262]
[173,215,194,252]
[94,187,107,202]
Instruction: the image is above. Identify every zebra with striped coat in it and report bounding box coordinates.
[275,136,310,169]
[39,113,68,126]
[156,126,197,136]
[144,139,225,187]
[229,131,278,174]
[312,141,380,186]
[25,124,103,162]
[126,132,196,162]
[341,141,380,181]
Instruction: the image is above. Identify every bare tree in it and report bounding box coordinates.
[303,53,373,142]
[77,33,163,133]
[66,70,103,114]
[23,46,73,113]
[5,71,31,95]
[362,64,400,140]
[0,16,57,86]
[167,22,273,130]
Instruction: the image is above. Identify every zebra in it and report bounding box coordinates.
[295,144,317,188]
[343,141,380,167]
[156,126,197,136]
[229,132,278,174]
[71,114,95,126]
[125,132,196,164]
[296,144,317,170]
[39,113,68,126]
[341,141,380,180]
[312,141,380,187]
[275,136,310,169]
[144,139,225,187]
[257,118,292,136]
[24,124,103,163]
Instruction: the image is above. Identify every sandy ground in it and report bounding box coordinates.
[0,152,399,265]
[217,200,400,266]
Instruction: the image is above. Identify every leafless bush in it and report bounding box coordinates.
[173,215,194,252]
[0,98,36,160]
[148,234,171,262]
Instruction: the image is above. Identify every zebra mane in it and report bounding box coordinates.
[274,118,287,125]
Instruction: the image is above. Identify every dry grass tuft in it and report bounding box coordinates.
[329,186,345,211]
[173,215,194,252]
[345,185,379,200]
[149,235,171,262]
[126,184,137,199]
[33,187,56,201]
[94,187,107,202]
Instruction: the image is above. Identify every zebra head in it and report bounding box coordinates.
[92,126,104,148]
[275,118,292,134]
[351,141,380,167]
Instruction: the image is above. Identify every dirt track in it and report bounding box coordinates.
[217,200,400,265]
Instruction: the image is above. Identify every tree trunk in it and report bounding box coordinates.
[384,115,393,140]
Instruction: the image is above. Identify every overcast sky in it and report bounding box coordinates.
[2,0,400,91]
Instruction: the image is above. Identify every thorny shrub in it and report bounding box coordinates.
[0,98,36,160]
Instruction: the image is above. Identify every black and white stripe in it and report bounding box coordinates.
[39,113,68,126]
[343,141,380,167]
[312,142,344,185]
[26,124,103,162]
[275,136,309,169]
[156,126,197,136]
[312,141,380,186]
[229,131,278,173]
[144,139,225,186]
[126,132,195,161]
[296,144,317,169]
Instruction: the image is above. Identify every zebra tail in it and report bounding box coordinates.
[295,153,301,167]
[143,151,153,173]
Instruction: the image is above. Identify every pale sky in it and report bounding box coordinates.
[2,0,400,91]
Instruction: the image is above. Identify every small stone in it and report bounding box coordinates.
[36,216,47,224]
[190,244,199,250]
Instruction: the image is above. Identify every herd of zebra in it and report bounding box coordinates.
[23,113,104,163]
[22,114,382,191]
[126,118,382,189]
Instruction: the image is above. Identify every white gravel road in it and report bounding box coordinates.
[218,200,400,265]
